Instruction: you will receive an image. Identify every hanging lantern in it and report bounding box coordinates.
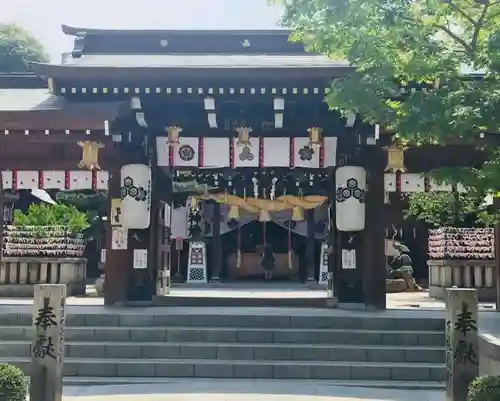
[259,209,271,222]
[335,166,366,232]
[236,126,252,146]
[77,141,105,170]
[228,205,240,220]
[292,206,304,221]
[307,126,323,149]
[166,126,182,146]
[384,143,407,172]
[120,164,152,229]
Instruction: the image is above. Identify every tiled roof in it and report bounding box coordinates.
[62,54,349,69]
[0,89,62,111]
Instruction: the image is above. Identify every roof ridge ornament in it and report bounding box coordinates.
[160,39,169,48]
[241,39,251,48]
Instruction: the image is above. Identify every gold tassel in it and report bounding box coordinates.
[292,206,304,221]
[259,209,271,222]
[228,205,240,220]
[190,197,198,210]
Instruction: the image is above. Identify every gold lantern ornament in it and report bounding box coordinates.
[307,126,323,149]
[77,141,105,170]
[384,143,407,173]
[166,126,182,146]
[236,126,252,146]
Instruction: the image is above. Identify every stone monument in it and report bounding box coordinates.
[445,288,479,401]
[30,284,66,401]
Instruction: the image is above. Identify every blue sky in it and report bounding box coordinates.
[1,0,283,60]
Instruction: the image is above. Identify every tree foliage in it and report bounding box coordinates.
[275,0,500,192]
[0,23,49,72]
[404,192,483,227]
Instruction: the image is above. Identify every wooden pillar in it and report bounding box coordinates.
[445,288,479,401]
[361,146,386,309]
[103,164,132,306]
[210,201,222,280]
[306,209,316,281]
[327,169,337,301]
[30,284,66,401]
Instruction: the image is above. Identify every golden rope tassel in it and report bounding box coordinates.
[292,206,304,221]
[228,206,240,220]
[259,209,271,222]
[190,197,198,211]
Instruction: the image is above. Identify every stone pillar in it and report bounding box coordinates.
[30,284,66,401]
[445,288,479,401]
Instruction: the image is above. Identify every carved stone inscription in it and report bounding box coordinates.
[30,284,66,401]
[445,288,479,401]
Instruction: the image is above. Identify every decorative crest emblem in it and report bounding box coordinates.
[241,39,251,48]
[77,141,104,170]
[160,39,169,48]
[178,145,195,161]
[336,178,365,204]
[298,145,315,161]
[239,146,254,161]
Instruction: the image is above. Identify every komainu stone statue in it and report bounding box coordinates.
[389,242,421,292]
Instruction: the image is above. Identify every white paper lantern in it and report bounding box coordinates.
[120,164,152,229]
[335,166,366,231]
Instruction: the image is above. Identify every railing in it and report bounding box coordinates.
[427,259,495,301]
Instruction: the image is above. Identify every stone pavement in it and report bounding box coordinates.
[59,379,444,401]
[0,288,496,309]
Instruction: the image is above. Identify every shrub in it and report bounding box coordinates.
[468,375,500,401]
[0,364,27,401]
[13,203,89,234]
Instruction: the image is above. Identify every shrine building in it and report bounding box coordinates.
[0,25,482,308]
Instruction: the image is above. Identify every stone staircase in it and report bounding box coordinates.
[0,309,445,382]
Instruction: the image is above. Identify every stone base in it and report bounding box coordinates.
[386,279,407,293]
[429,285,495,302]
[0,257,87,297]
[95,275,105,296]
[0,283,83,297]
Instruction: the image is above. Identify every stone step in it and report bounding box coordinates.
[62,376,446,390]
[0,326,445,346]
[2,313,444,331]
[0,341,445,363]
[3,357,445,381]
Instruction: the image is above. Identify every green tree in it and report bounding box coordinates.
[275,0,500,193]
[0,23,49,72]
